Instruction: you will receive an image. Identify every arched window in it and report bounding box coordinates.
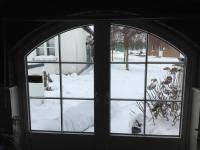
[21,21,189,150]
[110,25,185,136]
[26,25,94,132]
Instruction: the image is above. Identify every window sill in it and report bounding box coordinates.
[33,56,57,62]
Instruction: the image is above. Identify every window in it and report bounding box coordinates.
[47,38,56,56]
[25,23,186,137]
[36,44,45,56]
[110,25,185,136]
[26,25,94,132]
[28,37,58,62]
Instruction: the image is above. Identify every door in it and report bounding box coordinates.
[20,21,187,150]
[190,88,200,150]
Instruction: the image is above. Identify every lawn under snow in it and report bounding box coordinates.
[30,51,181,135]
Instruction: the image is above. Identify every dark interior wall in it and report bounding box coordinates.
[199,58,200,87]
[1,0,200,136]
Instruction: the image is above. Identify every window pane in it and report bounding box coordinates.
[47,38,55,47]
[111,25,147,62]
[148,34,185,62]
[110,101,144,134]
[30,99,61,131]
[63,100,94,132]
[36,47,44,56]
[111,64,145,99]
[60,26,94,62]
[47,48,55,56]
[61,64,94,98]
[145,101,181,135]
[146,64,184,101]
[27,36,59,62]
[27,63,60,98]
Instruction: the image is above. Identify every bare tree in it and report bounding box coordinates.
[111,25,146,70]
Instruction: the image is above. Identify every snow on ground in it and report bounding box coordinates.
[112,50,179,62]
[30,51,182,135]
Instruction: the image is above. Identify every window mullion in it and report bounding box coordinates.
[94,22,110,149]
[143,33,149,135]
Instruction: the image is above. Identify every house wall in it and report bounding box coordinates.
[60,28,89,74]
[148,34,182,58]
[148,44,181,58]
[163,47,180,57]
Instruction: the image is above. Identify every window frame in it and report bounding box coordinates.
[14,19,196,150]
[26,26,95,133]
[109,25,186,137]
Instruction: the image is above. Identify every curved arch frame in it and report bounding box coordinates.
[13,18,198,150]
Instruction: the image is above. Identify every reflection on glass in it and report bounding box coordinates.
[111,64,145,99]
[61,64,94,98]
[60,26,94,62]
[27,63,60,97]
[110,101,144,134]
[27,36,59,62]
[146,64,184,101]
[145,101,181,135]
[110,25,147,62]
[148,34,184,62]
[30,99,61,131]
[63,100,94,132]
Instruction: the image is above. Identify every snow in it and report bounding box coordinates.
[111,64,145,99]
[30,51,183,135]
[111,50,179,62]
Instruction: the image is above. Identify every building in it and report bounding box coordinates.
[148,34,183,58]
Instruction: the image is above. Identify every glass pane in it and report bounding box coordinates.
[47,38,55,47]
[148,34,185,62]
[60,26,94,62]
[61,64,94,98]
[36,47,44,56]
[30,99,61,131]
[145,101,181,135]
[27,36,59,62]
[146,64,184,101]
[111,25,147,62]
[47,48,55,56]
[27,63,60,98]
[110,101,144,134]
[63,100,94,132]
[111,64,145,99]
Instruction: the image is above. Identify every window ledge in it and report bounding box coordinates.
[33,56,57,62]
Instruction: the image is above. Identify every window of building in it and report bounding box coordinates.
[29,37,58,62]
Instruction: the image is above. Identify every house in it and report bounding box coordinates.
[148,34,183,58]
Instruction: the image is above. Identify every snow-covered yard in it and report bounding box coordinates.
[30,51,183,136]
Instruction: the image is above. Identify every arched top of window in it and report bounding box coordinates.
[25,23,186,136]
[110,24,185,63]
[26,25,94,63]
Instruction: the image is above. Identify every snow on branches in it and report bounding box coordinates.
[146,65,183,126]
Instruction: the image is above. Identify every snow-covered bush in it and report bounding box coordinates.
[146,65,183,125]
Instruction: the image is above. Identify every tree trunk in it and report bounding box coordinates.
[125,48,129,70]
[111,48,114,61]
